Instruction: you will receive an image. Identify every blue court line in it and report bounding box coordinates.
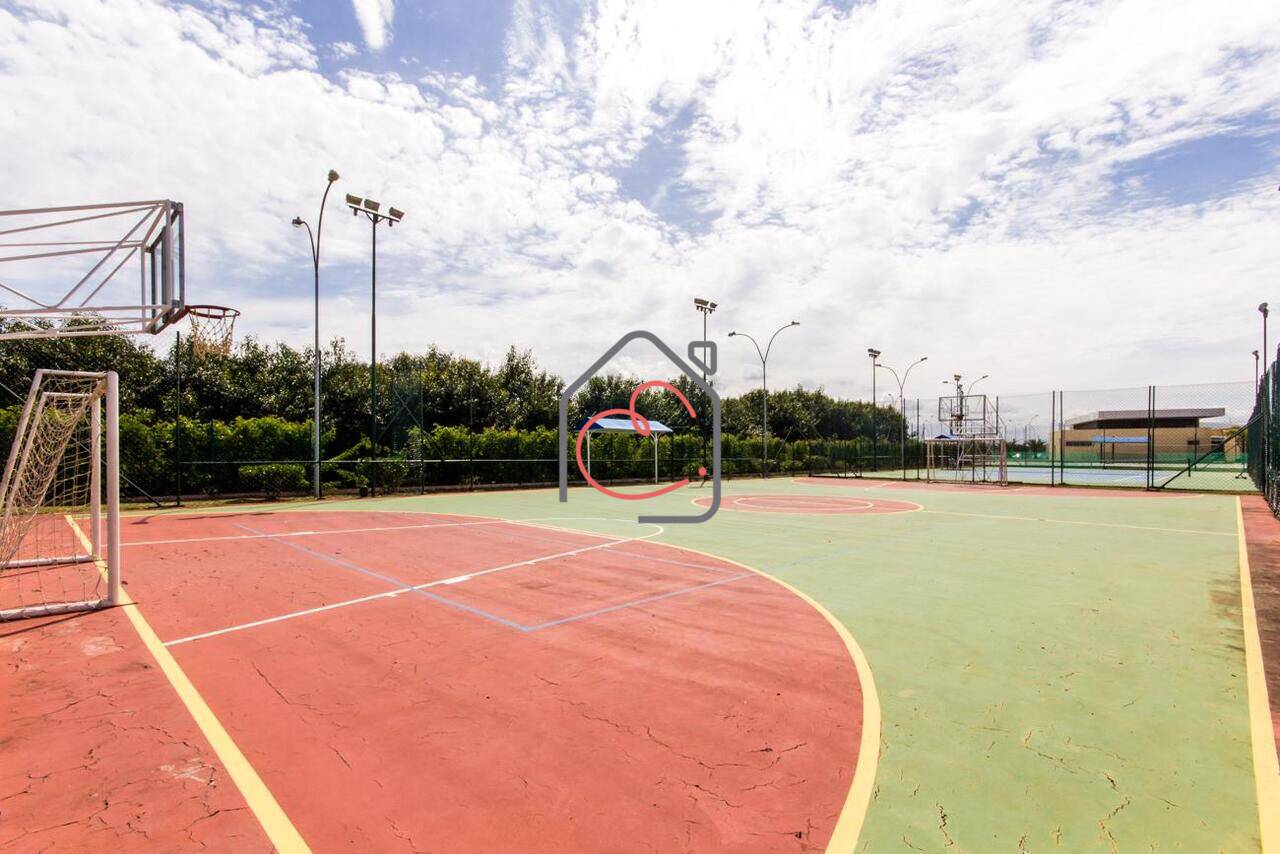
[236,523,759,634]
[522,572,753,631]
[234,522,526,631]
[604,546,743,575]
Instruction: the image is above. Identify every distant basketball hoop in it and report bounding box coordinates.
[185,304,239,357]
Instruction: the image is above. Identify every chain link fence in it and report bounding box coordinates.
[4,372,1256,503]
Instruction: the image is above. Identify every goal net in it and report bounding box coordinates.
[0,370,120,620]
[925,436,1008,485]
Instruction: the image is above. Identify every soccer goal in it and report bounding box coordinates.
[924,436,1008,485]
[0,370,120,620]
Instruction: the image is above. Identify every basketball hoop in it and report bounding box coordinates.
[185,304,239,357]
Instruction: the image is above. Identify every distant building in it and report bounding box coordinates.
[1053,407,1243,463]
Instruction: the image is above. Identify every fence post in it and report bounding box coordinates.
[174,331,183,507]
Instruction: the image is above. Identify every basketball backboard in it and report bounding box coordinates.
[0,199,186,340]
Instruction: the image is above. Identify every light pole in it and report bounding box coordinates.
[729,321,800,478]
[943,376,965,434]
[1254,349,1261,390]
[868,348,881,468]
[694,298,718,477]
[1261,302,1270,490]
[1024,415,1039,446]
[876,356,927,475]
[347,194,405,496]
[291,169,339,501]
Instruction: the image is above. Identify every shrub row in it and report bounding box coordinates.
[0,408,924,498]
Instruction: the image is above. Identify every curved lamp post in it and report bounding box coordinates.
[876,355,927,476]
[291,168,339,500]
[728,321,800,478]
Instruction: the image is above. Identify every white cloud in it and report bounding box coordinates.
[329,40,359,60]
[350,0,394,52]
[0,0,1278,403]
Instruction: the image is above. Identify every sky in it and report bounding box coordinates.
[0,0,1278,403]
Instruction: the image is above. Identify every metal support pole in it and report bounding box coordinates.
[174,331,182,507]
[105,371,121,607]
[900,395,906,479]
[870,359,876,470]
[370,217,378,496]
[90,396,101,559]
[1264,308,1270,489]
[762,361,768,477]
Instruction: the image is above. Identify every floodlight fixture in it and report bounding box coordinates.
[363,199,381,213]
[291,216,304,227]
[327,169,340,183]
[388,207,405,223]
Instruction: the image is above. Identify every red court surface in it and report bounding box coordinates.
[5,509,865,851]
[0,607,270,849]
[694,494,920,515]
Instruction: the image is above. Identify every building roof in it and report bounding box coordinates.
[576,416,674,434]
[1066,407,1225,428]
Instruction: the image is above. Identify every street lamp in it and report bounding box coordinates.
[348,193,405,496]
[729,320,800,478]
[1255,349,1261,390]
[867,349,881,468]
[694,298,718,475]
[1261,302,1270,490]
[875,355,927,476]
[291,168,339,501]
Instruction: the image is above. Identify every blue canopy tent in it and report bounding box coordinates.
[575,416,674,483]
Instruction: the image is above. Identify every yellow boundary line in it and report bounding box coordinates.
[1235,498,1280,852]
[660,539,882,852]
[66,518,309,853]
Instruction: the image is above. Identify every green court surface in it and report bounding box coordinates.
[274,477,1258,850]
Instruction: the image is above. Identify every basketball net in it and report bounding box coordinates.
[185,305,239,357]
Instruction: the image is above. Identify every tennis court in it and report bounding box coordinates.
[4,474,1277,851]
[865,461,1253,491]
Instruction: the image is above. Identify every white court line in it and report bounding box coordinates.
[123,517,511,547]
[163,526,664,647]
[920,508,1235,537]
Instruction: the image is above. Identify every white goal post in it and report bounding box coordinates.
[924,436,1008,485]
[0,370,120,620]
